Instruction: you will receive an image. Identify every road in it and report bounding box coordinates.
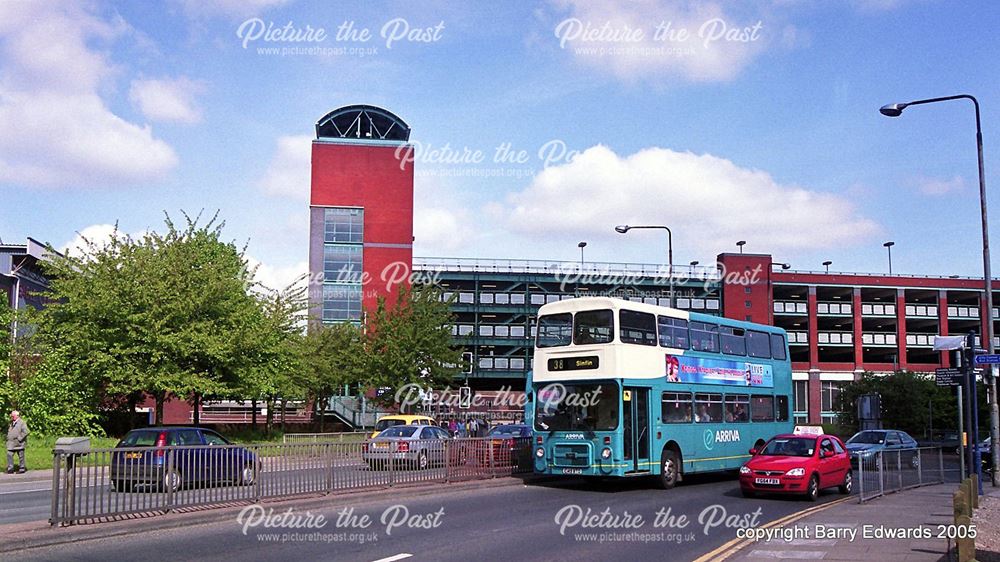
[14,471,859,562]
[1,455,513,526]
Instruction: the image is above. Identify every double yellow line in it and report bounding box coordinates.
[692,496,854,562]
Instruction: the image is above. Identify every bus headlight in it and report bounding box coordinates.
[786,467,805,477]
[601,447,612,460]
[535,447,545,458]
[739,465,751,475]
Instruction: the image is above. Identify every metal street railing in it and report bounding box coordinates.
[281,432,368,444]
[50,438,532,526]
[855,447,945,502]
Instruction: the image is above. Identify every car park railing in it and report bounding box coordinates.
[50,438,532,526]
[855,446,945,502]
[281,431,368,444]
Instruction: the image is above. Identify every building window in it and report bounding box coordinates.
[744,286,752,294]
[745,300,752,308]
[820,381,843,424]
[321,207,364,324]
[322,285,362,322]
[323,245,362,281]
[323,208,363,243]
[793,380,808,424]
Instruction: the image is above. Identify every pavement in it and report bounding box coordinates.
[0,469,52,483]
[713,483,1000,561]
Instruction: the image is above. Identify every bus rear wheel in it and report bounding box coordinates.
[657,450,680,490]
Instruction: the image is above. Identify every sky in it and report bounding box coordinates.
[3,0,1000,290]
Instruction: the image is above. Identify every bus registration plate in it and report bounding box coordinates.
[754,477,780,485]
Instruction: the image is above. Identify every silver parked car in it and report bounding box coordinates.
[362,425,454,470]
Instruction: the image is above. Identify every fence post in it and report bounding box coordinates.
[938,447,944,484]
[857,455,865,502]
[50,452,61,525]
[488,439,495,479]
[896,449,903,491]
[326,443,335,495]
[878,452,884,498]
[164,449,174,513]
[388,444,395,488]
[917,448,923,485]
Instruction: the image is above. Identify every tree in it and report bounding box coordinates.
[836,371,981,438]
[0,303,103,435]
[298,321,365,431]
[363,285,463,405]
[39,212,279,425]
[237,279,308,432]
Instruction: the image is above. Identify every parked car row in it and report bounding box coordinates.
[738,427,939,501]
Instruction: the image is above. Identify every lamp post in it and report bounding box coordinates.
[822,260,832,273]
[615,224,674,307]
[881,93,998,485]
[737,240,746,254]
[578,241,587,268]
[884,241,895,275]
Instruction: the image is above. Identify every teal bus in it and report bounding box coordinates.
[526,296,792,489]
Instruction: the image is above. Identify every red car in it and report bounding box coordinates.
[739,433,852,501]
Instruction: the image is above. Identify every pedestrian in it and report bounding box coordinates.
[457,419,466,438]
[468,418,478,437]
[448,418,457,436]
[6,410,29,474]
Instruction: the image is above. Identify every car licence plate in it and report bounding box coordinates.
[373,442,388,449]
[755,477,780,485]
[125,452,143,459]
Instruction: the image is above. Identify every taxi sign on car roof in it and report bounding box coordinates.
[793,425,824,435]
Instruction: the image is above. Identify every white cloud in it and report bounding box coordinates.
[503,145,880,256]
[246,256,308,292]
[0,3,178,188]
[129,76,205,124]
[59,224,148,258]
[414,207,473,254]
[914,175,965,196]
[258,134,312,200]
[550,0,769,82]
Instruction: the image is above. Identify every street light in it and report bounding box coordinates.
[737,240,747,254]
[882,93,998,485]
[578,241,587,267]
[884,241,895,275]
[615,224,674,307]
[690,260,699,266]
[822,260,832,273]
[773,262,791,270]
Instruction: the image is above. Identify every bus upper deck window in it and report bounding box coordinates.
[537,313,572,347]
[573,309,614,345]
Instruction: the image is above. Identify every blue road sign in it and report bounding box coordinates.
[974,354,1000,365]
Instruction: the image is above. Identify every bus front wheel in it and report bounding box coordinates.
[657,450,680,490]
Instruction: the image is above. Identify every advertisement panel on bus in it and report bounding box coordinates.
[665,355,773,388]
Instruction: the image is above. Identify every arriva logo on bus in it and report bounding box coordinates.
[704,429,741,450]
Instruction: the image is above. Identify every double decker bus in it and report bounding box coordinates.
[526,297,792,489]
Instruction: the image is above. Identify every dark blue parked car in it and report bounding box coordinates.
[110,427,259,493]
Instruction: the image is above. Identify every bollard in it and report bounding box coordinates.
[955,514,974,562]
[971,474,979,509]
[954,489,967,521]
[961,479,972,516]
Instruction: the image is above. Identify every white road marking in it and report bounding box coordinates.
[0,487,49,495]
[371,554,413,562]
